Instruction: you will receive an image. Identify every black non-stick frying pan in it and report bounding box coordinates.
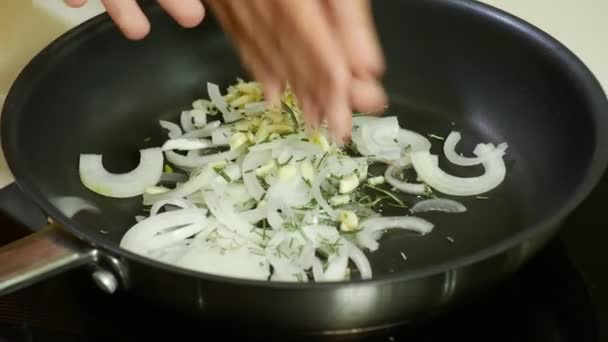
[0,0,607,334]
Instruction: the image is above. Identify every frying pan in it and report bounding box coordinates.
[0,0,607,334]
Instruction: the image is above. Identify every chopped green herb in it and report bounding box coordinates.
[363,184,406,207]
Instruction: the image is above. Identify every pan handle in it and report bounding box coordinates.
[0,221,97,296]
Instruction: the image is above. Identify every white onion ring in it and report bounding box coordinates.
[164,147,242,170]
[162,138,213,151]
[207,82,241,123]
[384,156,427,195]
[120,208,207,254]
[211,127,232,146]
[181,120,221,139]
[345,240,372,280]
[411,143,506,196]
[159,120,182,139]
[242,150,272,200]
[190,108,207,128]
[79,148,163,198]
[399,128,432,153]
[150,198,196,216]
[357,216,434,251]
[180,110,196,132]
[411,198,467,213]
[143,167,217,205]
[443,131,508,166]
[351,116,401,161]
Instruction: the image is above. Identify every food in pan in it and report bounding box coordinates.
[78,79,509,282]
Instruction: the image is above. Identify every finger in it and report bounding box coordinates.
[350,78,388,115]
[274,0,351,140]
[64,0,88,8]
[101,0,150,40]
[209,0,286,108]
[326,87,352,145]
[157,0,205,29]
[301,93,321,130]
[325,0,385,78]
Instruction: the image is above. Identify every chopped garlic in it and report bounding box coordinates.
[278,164,297,182]
[300,160,314,183]
[310,131,330,152]
[339,210,359,232]
[246,132,255,143]
[229,132,248,150]
[367,176,385,186]
[268,124,293,134]
[144,186,170,195]
[255,160,276,177]
[255,119,270,143]
[330,194,350,206]
[257,200,267,208]
[339,174,360,194]
[230,94,254,108]
[209,160,227,169]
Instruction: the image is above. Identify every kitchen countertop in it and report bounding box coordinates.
[0,0,606,188]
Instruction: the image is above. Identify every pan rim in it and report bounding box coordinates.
[2,0,608,290]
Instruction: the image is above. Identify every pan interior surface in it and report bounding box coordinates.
[2,1,602,282]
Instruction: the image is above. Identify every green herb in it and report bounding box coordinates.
[363,184,406,207]
[282,101,299,127]
[385,201,409,209]
[279,155,294,166]
[244,168,254,174]
[215,169,232,182]
[316,152,329,169]
[302,176,312,187]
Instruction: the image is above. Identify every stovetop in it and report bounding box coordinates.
[0,174,606,342]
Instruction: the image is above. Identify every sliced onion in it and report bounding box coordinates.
[321,244,349,281]
[190,108,207,128]
[312,257,324,281]
[411,143,506,196]
[202,189,262,243]
[150,198,196,216]
[211,126,232,146]
[143,167,217,205]
[384,156,426,195]
[79,148,163,198]
[241,207,267,223]
[159,120,182,139]
[351,116,401,161]
[120,208,207,254]
[207,82,241,123]
[161,138,213,151]
[180,110,196,132]
[181,120,221,139]
[311,168,337,219]
[345,240,372,280]
[242,150,272,200]
[176,242,270,280]
[399,128,432,153]
[164,147,242,170]
[411,198,467,213]
[443,131,509,166]
[360,216,435,235]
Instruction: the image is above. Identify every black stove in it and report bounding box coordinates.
[0,174,607,342]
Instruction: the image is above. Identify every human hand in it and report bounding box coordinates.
[64,0,206,40]
[206,0,387,144]
[65,0,387,143]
